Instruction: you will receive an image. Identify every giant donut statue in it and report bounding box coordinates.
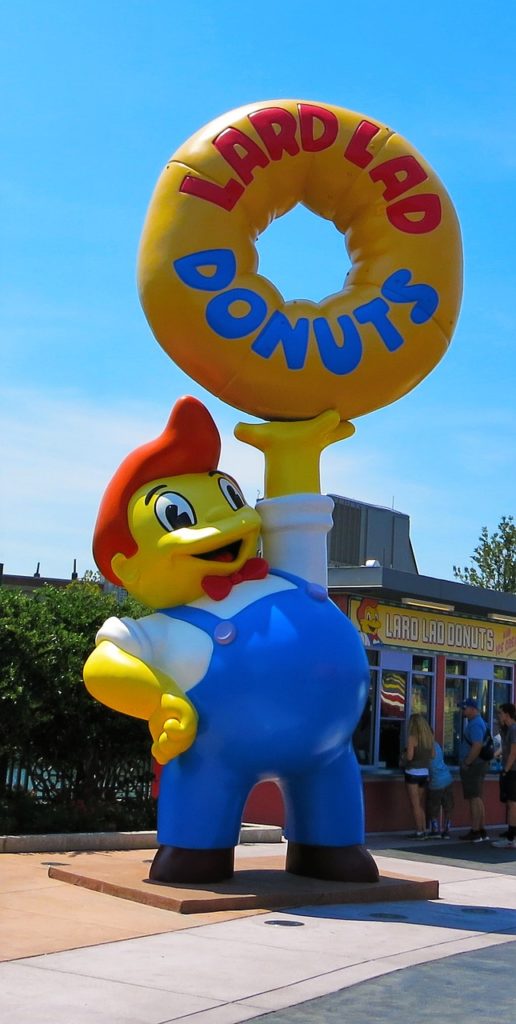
[83,100,463,888]
[138,100,462,422]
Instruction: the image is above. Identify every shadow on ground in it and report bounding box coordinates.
[374,840,516,876]
[246,940,516,1024]
[280,896,516,933]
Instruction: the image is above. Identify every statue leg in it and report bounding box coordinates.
[282,744,379,883]
[150,755,251,884]
[150,844,235,884]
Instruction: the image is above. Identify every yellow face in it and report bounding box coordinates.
[111,471,262,608]
[361,607,381,636]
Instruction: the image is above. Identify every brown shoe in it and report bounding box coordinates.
[149,845,234,884]
[286,841,379,883]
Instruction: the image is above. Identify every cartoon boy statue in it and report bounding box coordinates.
[84,397,378,885]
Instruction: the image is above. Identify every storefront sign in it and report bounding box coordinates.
[350,597,516,660]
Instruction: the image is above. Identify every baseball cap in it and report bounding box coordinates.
[458,698,479,709]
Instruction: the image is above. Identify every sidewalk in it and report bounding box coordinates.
[1,832,515,1023]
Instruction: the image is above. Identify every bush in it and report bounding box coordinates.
[0,582,156,830]
[0,789,157,834]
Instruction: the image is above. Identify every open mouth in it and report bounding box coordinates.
[194,540,242,563]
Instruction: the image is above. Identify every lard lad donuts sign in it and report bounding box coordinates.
[138,100,462,422]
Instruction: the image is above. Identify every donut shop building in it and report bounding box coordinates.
[245,496,516,833]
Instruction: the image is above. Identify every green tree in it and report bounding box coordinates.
[453,515,516,593]
[0,582,152,809]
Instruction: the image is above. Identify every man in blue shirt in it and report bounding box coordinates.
[458,698,488,842]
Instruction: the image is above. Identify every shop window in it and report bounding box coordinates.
[449,664,514,763]
[353,651,436,770]
[444,677,464,764]
[494,680,513,707]
[379,719,404,769]
[353,649,378,765]
[357,646,512,771]
[411,674,431,717]
[494,665,513,681]
[447,659,467,676]
[411,654,434,719]
[412,655,433,673]
[353,681,375,766]
[378,670,407,768]
[380,670,406,718]
[469,678,489,719]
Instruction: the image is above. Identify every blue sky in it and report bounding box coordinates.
[1,1,515,582]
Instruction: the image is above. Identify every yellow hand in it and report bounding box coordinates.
[148,692,199,765]
[235,410,355,497]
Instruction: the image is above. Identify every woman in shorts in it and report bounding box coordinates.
[401,713,434,840]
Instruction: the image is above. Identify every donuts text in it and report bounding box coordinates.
[174,248,439,375]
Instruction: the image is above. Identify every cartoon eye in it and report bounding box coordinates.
[154,492,197,532]
[218,476,246,510]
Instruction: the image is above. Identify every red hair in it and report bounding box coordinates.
[93,396,221,585]
[356,597,379,623]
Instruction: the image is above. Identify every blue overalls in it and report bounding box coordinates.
[157,570,369,850]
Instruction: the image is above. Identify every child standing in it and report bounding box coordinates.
[427,740,455,838]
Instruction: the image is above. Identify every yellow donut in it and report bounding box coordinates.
[138,100,463,421]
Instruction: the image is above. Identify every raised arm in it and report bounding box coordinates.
[235,410,354,586]
[235,410,354,498]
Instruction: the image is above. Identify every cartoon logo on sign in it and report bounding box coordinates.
[356,597,383,646]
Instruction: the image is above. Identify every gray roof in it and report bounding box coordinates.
[329,564,516,619]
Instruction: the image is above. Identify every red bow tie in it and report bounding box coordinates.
[201,557,269,601]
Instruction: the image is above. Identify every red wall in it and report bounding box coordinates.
[243,781,285,825]
[243,776,507,833]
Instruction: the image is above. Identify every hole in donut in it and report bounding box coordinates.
[256,203,351,303]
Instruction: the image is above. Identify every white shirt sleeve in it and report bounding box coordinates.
[257,493,334,588]
[95,612,213,693]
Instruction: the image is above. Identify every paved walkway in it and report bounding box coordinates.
[1,832,515,1023]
